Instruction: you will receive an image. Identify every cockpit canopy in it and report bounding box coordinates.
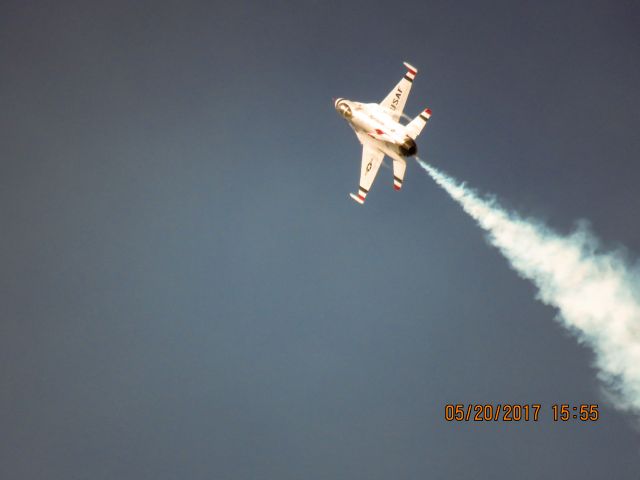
[336,101,352,119]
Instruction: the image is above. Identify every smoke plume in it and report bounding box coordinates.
[417,159,640,414]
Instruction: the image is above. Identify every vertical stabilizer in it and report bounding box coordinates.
[406,108,432,139]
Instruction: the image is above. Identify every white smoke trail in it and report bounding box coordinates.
[417,159,640,414]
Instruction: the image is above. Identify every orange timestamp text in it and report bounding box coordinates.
[445,403,542,422]
[444,403,600,422]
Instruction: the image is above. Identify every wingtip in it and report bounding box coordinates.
[403,61,418,75]
[349,193,365,205]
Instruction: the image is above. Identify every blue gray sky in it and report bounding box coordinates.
[2,1,640,478]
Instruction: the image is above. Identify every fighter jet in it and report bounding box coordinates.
[334,62,431,204]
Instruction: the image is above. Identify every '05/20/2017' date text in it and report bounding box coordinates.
[444,404,599,422]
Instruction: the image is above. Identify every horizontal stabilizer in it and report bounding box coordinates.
[392,159,406,190]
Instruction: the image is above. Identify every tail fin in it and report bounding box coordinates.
[406,108,432,139]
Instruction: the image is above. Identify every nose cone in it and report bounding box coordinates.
[334,97,343,109]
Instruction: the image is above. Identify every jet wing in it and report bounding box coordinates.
[350,143,384,205]
[379,62,417,122]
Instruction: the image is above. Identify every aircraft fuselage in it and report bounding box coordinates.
[334,99,417,161]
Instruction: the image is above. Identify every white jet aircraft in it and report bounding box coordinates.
[334,62,431,204]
